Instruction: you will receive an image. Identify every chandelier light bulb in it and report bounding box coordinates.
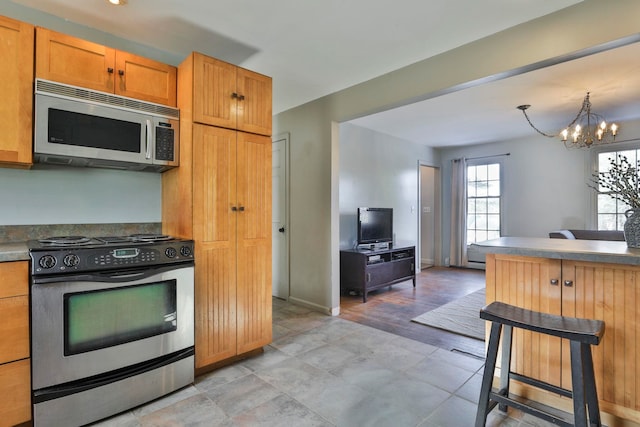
[611,123,618,136]
[561,128,569,141]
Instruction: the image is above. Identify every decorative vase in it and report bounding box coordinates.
[624,209,640,248]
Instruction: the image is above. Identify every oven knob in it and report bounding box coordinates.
[165,247,177,258]
[39,255,57,269]
[180,246,192,257]
[63,254,80,267]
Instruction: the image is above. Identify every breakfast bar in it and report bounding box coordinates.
[473,237,640,426]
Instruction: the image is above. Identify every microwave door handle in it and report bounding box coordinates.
[145,119,153,159]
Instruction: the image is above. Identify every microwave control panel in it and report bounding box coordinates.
[155,125,175,161]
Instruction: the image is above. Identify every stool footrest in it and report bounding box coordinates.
[489,390,574,427]
[509,371,573,399]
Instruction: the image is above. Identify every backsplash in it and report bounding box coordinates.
[0,223,162,242]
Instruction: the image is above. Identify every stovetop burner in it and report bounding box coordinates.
[36,234,175,247]
[38,236,93,246]
[129,233,173,242]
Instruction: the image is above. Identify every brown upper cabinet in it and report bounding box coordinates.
[0,15,34,167]
[36,27,177,107]
[191,52,272,136]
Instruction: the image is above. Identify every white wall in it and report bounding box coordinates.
[274,0,640,313]
[439,120,640,259]
[0,166,160,225]
[339,123,439,249]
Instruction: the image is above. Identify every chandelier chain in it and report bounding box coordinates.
[520,95,589,139]
[517,91,618,148]
[564,93,590,130]
[520,108,556,138]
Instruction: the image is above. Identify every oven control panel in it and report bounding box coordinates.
[30,240,194,275]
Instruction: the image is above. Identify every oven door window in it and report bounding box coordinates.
[64,280,177,356]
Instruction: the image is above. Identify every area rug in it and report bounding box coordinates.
[411,288,486,340]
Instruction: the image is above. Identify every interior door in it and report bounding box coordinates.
[420,165,436,268]
[272,136,289,299]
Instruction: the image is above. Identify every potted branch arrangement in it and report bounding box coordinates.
[591,154,640,248]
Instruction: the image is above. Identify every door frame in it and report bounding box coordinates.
[418,161,441,268]
[272,132,291,299]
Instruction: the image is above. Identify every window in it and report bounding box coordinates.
[596,148,640,231]
[467,163,501,244]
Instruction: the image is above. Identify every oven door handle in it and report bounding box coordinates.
[32,264,193,284]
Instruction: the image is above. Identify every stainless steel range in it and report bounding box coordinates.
[28,234,195,427]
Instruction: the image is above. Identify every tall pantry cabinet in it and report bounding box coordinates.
[163,52,272,371]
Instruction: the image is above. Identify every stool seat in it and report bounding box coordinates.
[480,301,605,345]
[475,301,605,427]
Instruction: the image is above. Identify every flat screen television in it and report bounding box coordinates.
[357,207,393,245]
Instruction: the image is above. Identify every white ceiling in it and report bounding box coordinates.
[351,40,640,147]
[11,0,640,148]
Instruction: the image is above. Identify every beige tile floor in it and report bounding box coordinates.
[91,298,558,427]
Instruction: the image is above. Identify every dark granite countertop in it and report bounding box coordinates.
[0,242,29,262]
[472,237,640,266]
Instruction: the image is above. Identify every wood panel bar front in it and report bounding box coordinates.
[477,238,640,426]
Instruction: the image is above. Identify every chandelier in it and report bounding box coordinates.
[517,92,619,148]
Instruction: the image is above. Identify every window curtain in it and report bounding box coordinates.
[449,158,468,267]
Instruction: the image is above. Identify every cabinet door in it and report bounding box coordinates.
[36,27,115,93]
[192,125,237,367]
[486,254,562,387]
[0,296,29,364]
[0,261,28,300]
[0,262,29,364]
[236,68,272,136]
[562,261,640,412]
[0,16,33,166]
[115,51,177,106]
[236,131,272,353]
[0,359,31,426]
[193,53,237,129]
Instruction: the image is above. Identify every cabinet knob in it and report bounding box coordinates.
[118,69,125,76]
[239,94,245,101]
[231,92,239,99]
[550,279,559,286]
[231,206,238,211]
[279,227,285,233]
[238,206,245,212]
[107,67,114,74]
[564,280,574,287]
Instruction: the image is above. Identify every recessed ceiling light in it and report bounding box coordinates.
[107,0,128,5]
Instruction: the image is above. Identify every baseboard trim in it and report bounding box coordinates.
[466,261,486,270]
[288,296,339,316]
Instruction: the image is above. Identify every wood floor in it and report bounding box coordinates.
[339,266,487,359]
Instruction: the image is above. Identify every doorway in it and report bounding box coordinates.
[272,134,290,299]
[419,164,439,268]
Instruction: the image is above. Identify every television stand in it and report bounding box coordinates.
[340,243,415,302]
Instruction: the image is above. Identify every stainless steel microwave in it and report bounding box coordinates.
[34,79,179,172]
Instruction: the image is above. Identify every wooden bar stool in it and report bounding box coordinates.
[474,301,605,427]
